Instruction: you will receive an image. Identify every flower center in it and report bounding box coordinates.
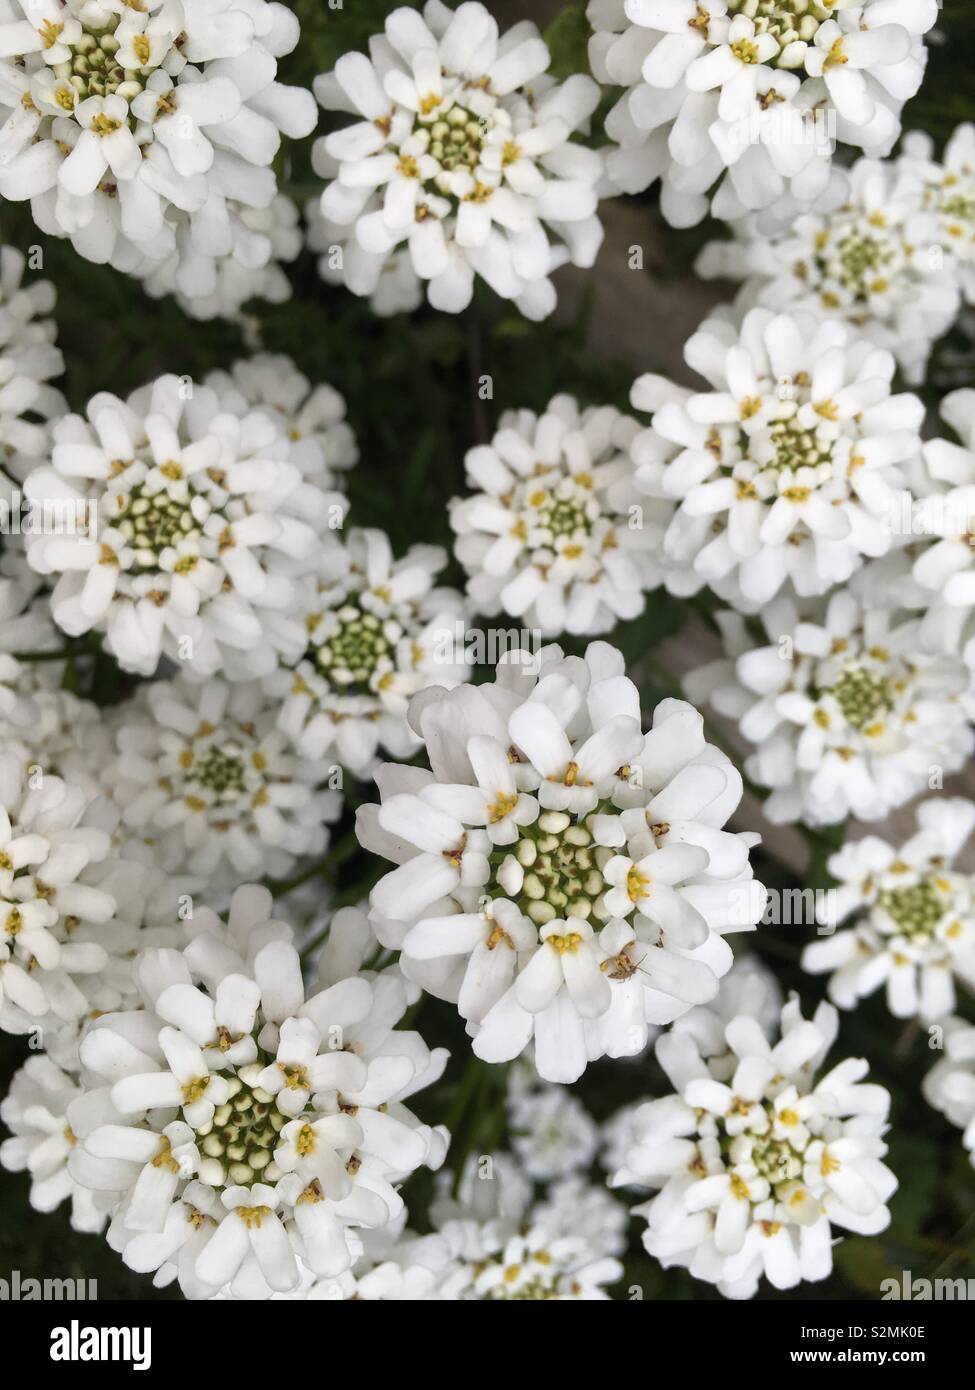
[726,0,834,62]
[828,662,893,730]
[195,1063,289,1188]
[188,745,247,796]
[494,809,614,927]
[315,603,393,695]
[824,227,897,302]
[748,1125,805,1184]
[936,179,975,252]
[113,484,202,567]
[768,414,834,473]
[529,487,593,541]
[425,103,489,176]
[49,14,164,111]
[877,878,946,943]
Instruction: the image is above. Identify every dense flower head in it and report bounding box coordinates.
[268,527,469,780]
[104,674,341,885]
[630,308,923,607]
[313,0,604,318]
[802,799,975,1023]
[358,639,765,1084]
[0,244,65,476]
[900,125,975,305]
[0,0,316,291]
[0,752,121,1035]
[696,154,962,383]
[616,990,897,1298]
[23,370,338,680]
[64,888,448,1299]
[686,588,974,825]
[589,0,938,228]
[450,394,669,637]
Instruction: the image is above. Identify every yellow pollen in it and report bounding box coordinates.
[237,1205,272,1229]
[487,791,517,824]
[626,867,650,902]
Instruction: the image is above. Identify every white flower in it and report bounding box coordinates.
[0,752,121,1035]
[923,1018,975,1169]
[137,195,304,323]
[306,198,423,317]
[358,639,765,1084]
[450,394,670,637]
[428,1158,625,1300]
[911,389,975,611]
[696,154,961,383]
[203,354,358,494]
[631,308,922,606]
[23,370,333,680]
[590,0,938,227]
[0,541,62,727]
[267,528,469,779]
[67,886,448,1299]
[615,990,897,1299]
[0,684,112,799]
[802,799,975,1022]
[314,0,604,317]
[607,951,782,1183]
[686,588,973,825]
[507,1070,600,1179]
[900,125,975,305]
[0,244,65,476]
[0,0,316,285]
[104,675,341,885]
[299,1164,626,1301]
[0,1054,105,1233]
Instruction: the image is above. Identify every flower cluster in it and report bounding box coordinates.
[802,800,975,1022]
[267,528,470,779]
[359,640,765,1082]
[313,0,604,317]
[696,154,962,383]
[616,993,897,1298]
[0,0,316,302]
[589,0,938,227]
[450,394,669,636]
[630,307,922,607]
[104,675,341,886]
[61,890,446,1299]
[24,369,337,680]
[685,589,974,825]
[5,0,975,1312]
